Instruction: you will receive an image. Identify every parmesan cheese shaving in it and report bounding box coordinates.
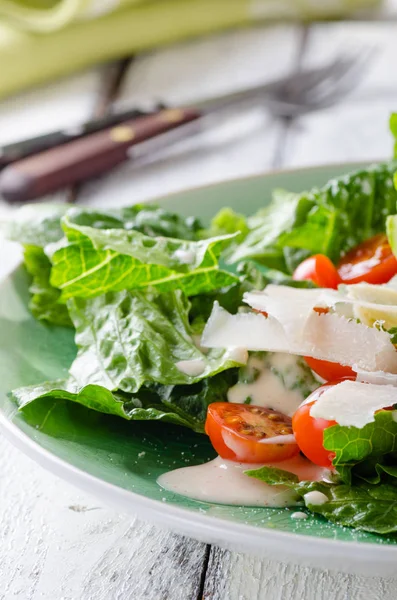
[201,303,397,373]
[338,282,397,328]
[354,368,397,387]
[244,286,340,341]
[310,380,397,427]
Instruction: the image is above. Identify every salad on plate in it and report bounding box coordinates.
[5,115,397,535]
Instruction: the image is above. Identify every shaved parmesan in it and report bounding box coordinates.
[338,282,397,329]
[244,287,340,341]
[202,303,397,373]
[310,380,397,427]
[245,282,397,331]
[354,367,397,387]
[344,282,397,306]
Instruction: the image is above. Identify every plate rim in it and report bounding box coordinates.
[141,160,375,206]
[2,404,397,560]
[2,161,397,574]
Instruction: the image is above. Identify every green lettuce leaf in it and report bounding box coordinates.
[12,368,238,434]
[222,162,397,272]
[67,288,244,393]
[61,203,202,240]
[225,189,311,269]
[204,207,249,241]
[323,411,397,485]
[245,466,397,534]
[2,204,72,326]
[50,212,238,299]
[11,381,200,431]
[4,203,205,325]
[2,203,67,247]
[23,245,72,327]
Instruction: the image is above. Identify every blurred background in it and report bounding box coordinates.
[0,0,396,209]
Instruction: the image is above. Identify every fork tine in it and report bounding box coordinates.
[302,45,376,105]
[279,56,349,100]
[279,45,375,104]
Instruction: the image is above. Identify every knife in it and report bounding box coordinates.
[0,63,337,203]
[0,106,155,169]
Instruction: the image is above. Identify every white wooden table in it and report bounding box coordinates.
[2,18,397,600]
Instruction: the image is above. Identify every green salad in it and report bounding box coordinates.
[6,114,397,535]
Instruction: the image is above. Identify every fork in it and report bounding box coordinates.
[0,48,373,203]
[260,46,375,118]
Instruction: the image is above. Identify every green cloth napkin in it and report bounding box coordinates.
[0,0,381,100]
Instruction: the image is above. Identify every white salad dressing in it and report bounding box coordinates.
[192,334,209,354]
[158,455,330,507]
[227,353,313,416]
[175,358,206,376]
[304,491,328,506]
[291,511,308,520]
[224,347,249,364]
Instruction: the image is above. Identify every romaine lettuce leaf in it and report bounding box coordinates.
[4,203,207,325]
[224,189,311,269]
[203,207,249,241]
[61,203,202,240]
[23,245,72,327]
[245,466,397,534]
[3,203,68,247]
[67,288,244,393]
[216,162,397,272]
[11,381,200,431]
[12,367,238,433]
[323,411,397,484]
[50,213,238,299]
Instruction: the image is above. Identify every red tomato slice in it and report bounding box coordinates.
[205,403,300,464]
[304,356,355,382]
[293,254,340,289]
[337,234,397,284]
[292,379,354,468]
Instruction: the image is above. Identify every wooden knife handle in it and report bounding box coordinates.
[0,108,201,203]
[0,107,153,169]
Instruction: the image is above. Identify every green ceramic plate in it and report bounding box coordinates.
[1,164,397,576]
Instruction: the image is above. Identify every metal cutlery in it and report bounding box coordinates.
[0,48,373,203]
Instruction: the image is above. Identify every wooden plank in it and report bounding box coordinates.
[0,435,208,600]
[79,25,301,208]
[202,548,397,600]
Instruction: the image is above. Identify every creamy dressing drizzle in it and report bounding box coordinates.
[227,353,309,416]
[175,358,206,376]
[158,455,330,507]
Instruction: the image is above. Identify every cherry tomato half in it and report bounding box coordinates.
[291,380,355,468]
[304,356,355,382]
[337,234,397,285]
[293,254,340,289]
[205,403,300,463]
